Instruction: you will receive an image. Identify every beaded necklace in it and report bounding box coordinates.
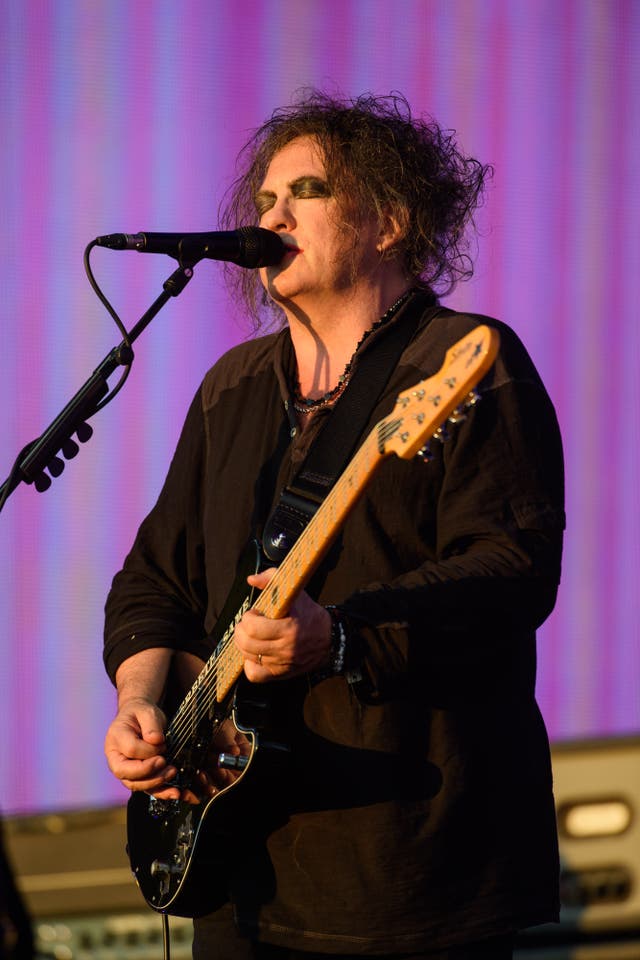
[291,287,415,415]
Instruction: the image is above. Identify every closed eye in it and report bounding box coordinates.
[291,176,331,198]
[255,192,276,217]
[254,176,331,216]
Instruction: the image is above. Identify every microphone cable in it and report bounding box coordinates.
[83,238,133,412]
[0,242,132,511]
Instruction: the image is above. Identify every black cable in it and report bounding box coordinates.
[1,240,177,509]
[83,240,132,411]
[162,912,171,960]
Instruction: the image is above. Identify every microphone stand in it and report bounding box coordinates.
[0,263,194,511]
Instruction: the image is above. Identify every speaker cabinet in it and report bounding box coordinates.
[3,804,139,917]
[552,736,639,934]
[2,804,194,958]
[4,737,639,957]
[517,736,640,957]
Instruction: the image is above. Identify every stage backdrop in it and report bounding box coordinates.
[1,0,638,814]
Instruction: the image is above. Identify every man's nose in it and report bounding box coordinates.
[260,198,296,232]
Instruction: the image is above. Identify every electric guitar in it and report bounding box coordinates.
[126,324,500,917]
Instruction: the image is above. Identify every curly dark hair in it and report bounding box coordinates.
[219,90,491,328]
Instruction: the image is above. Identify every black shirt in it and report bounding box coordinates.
[104,297,565,953]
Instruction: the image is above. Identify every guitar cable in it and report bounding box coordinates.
[162,912,171,960]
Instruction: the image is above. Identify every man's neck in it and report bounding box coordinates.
[282,276,410,400]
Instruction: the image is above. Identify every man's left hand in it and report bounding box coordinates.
[234,568,332,681]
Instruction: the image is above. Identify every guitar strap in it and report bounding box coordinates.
[262,288,439,563]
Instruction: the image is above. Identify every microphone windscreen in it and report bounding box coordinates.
[236,227,286,268]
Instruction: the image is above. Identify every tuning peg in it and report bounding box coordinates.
[416,444,433,462]
[47,456,65,477]
[432,425,449,443]
[77,422,93,443]
[62,438,79,459]
[465,389,481,407]
[447,406,467,425]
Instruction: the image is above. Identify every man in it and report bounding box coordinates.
[104,92,565,959]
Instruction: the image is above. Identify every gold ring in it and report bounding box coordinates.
[258,652,263,665]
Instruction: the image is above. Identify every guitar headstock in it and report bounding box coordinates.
[381,324,500,459]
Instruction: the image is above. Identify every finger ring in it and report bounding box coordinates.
[258,653,263,665]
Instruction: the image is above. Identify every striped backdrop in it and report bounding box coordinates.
[1,0,638,813]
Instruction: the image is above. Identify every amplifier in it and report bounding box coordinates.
[517,735,640,956]
[3,804,140,917]
[1,803,194,958]
[4,737,639,956]
[29,912,193,960]
[551,736,639,934]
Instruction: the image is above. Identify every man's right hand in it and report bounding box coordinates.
[106,649,249,804]
[104,696,181,799]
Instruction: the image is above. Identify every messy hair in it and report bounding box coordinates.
[219,90,491,329]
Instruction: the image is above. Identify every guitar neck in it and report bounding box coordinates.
[168,323,500,728]
[215,426,385,699]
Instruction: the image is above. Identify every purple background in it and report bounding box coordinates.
[1,0,638,814]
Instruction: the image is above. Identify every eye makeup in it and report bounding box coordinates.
[254,176,332,215]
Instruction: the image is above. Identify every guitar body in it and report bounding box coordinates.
[124,324,501,918]
[127,541,290,917]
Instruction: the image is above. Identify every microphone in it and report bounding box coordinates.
[94,226,285,268]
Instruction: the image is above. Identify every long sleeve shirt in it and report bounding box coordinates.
[104,295,565,953]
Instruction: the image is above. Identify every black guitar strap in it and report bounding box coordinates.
[262,289,439,563]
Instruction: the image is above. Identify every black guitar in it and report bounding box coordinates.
[126,324,500,916]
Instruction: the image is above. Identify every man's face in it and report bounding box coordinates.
[255,136,380,308]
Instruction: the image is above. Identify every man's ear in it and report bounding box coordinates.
[377,204,408,255]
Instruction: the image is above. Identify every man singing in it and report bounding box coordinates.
[104,91,564,959]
